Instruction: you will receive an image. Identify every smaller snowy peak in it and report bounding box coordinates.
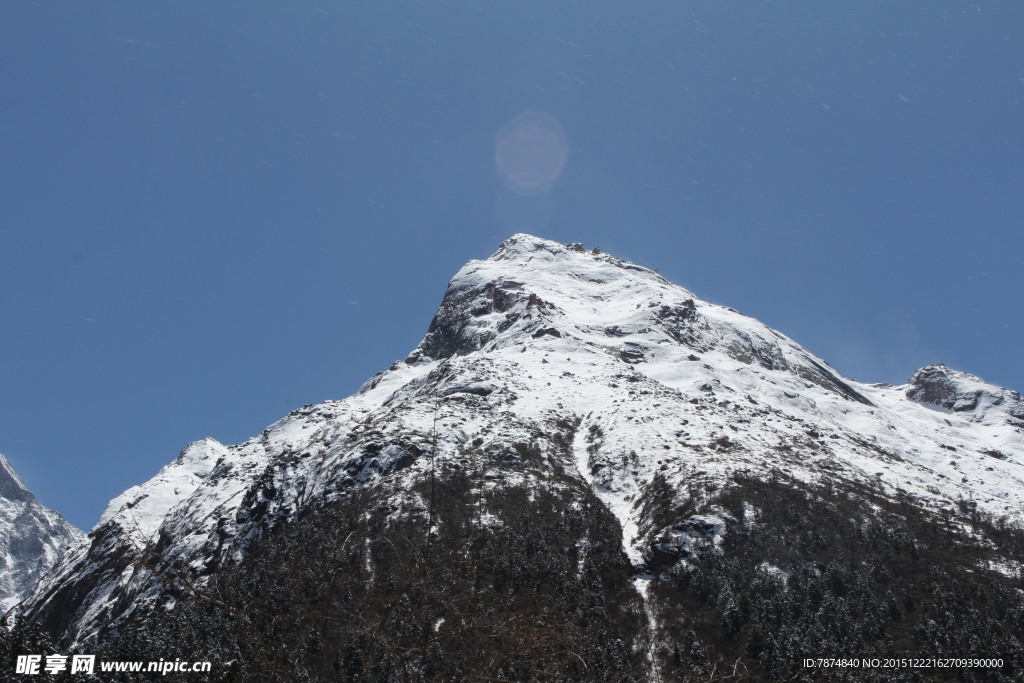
[172,436,222,478]
[96,437,229,544]
[0,452,82,613]
[906,364,1024,426]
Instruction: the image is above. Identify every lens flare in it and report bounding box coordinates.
[495,111,569,195]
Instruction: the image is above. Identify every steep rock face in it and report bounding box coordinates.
[0,453,82,614]
[22,235,1024,671]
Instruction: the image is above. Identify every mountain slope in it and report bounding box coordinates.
[23,234,1024,679]
[0,452,82,614]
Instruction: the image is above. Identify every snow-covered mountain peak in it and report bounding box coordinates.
[906,363,1024,426]
[0,453,31,505]
[413,234,871,407]
[414,234,686,364]
[0,452,82,613]
[23,234,1024,650]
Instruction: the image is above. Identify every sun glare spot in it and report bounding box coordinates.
[495,111,569,195]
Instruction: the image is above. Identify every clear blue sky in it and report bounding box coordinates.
[2,1,1021,530]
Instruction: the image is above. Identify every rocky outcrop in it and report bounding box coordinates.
[907,363,1024,425]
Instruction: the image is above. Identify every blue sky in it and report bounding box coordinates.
[2,1,1021,530]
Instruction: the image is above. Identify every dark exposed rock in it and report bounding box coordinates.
[532,327,562,339]
[797,357,874,406]
[618,347,646,364]
[654,300,710,351]
[907,364,980,411]
[907,364,1024,424]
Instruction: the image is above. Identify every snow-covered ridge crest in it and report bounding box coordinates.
[96,437,229,546]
